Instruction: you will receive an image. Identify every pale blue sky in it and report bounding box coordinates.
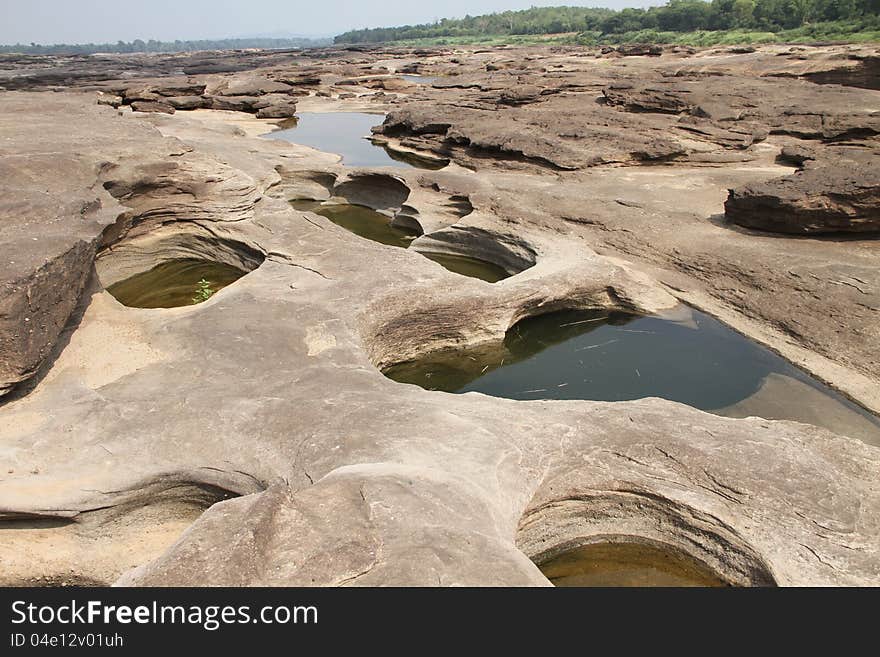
[1,0,663,44]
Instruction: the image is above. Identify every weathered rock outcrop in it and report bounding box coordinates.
[725,149,880,234]
[0,94,148,395]
[130,100,175,114]
[113,74,300,118]
[0,92,264,397]
[802,55,880,91]
[617,44,663,57]
[376,101,692,170]
[205,74,296,97]
[603,81,695,114]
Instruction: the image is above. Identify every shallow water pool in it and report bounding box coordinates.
[384,307,880,445]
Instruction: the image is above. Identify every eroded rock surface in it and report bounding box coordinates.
[1,43,879,587]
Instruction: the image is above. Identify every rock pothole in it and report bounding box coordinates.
[300,201,422,248]
[281,170,534,283]
[0,480,244,587]
[411,224,537,282]
[536,540,729,587]
[517,490,777,587]
[382,305,880,446]
[96,225,265,309]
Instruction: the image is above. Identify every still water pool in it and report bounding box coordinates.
[292,201,513,283]
[384,307,880,445]
[106,259,246,309]
[269,112,424,168]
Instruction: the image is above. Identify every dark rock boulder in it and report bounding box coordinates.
[380,109,453,136]
[495,85,544,106]
[803,56,880,91]
[276,74,322,86]
[152,81,207,97]
[208,95,261,112]
[617,44,663,57]
[725,150,880,234]
[772,107,880,141]
[122,87,161,103]
[777,143,819,167]
[165,96,211,110]
[255,97,298,119]
[130,100,175,114]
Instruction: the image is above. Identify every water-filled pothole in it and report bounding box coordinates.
[313,202,420,248]
[292,199,515,282]
[421,252,510,283]
[538,542,728,587]
[269,112,443,169]
[383,307,880,444]
[106,259,247,309]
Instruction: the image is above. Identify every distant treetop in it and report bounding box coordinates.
[333,0,880,43]
[0,37,331,55]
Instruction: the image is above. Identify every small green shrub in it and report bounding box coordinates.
[192,279,215,304]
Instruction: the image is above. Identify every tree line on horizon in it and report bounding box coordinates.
[0,37,331,56]
[334,0,880,43]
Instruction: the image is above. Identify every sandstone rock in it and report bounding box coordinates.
[378,98,689,170]
[0,50,304,90]
[617,44,663,57]
[803,56,880,90]
[2,44,880,590]
[95,92,122,108]
[123,87,161,103]
[130,100,175,114]
[206,74,296,97]
[603,82,693,114]
[152,80,207,97]
[208,95,260,112]
[496,85,543,106]
[677,116,766,149]
[0,93,165,395]
[773,107,880,140]
[255,99,298,119]
[777,143,819,167]
[276,74,322,87]
[121,80,207,100]
[725,150,880,234]
[164,95,210,110]
[99,154,261,233]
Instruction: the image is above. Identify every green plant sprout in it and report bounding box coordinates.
[192,278,215,304]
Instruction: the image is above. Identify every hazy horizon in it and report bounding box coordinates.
[1,0,663,45]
